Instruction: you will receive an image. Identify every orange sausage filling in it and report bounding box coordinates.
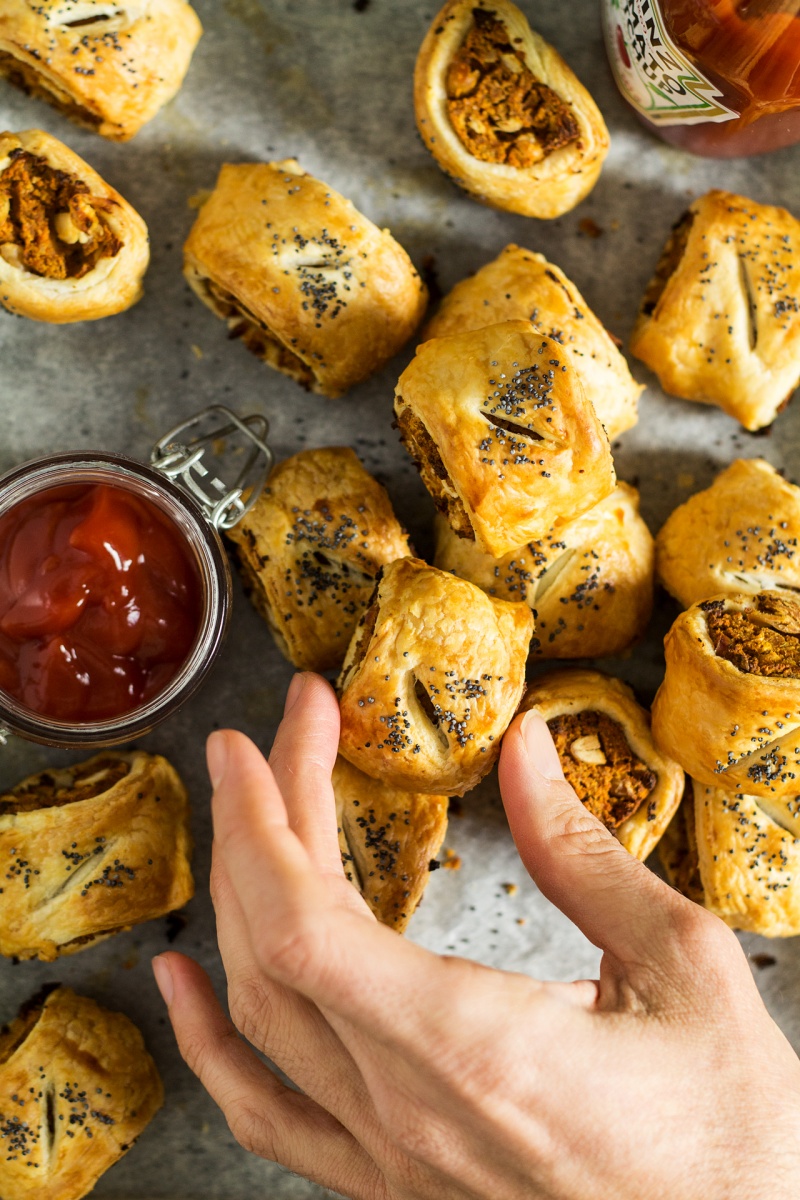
[0,149,120,279]
[201,276,316,388]
[548,710,656,829]
[640,210,694,318]
[395,406,474,539]
[0,758,130,815]
[705,594,800,678]
[446,10,580,168]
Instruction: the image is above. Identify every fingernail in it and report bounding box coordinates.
[152,955,174,1007]
[206,730,229,789]
[520,709,565,781]
[284,672,307,716]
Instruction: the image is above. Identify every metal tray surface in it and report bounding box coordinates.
[1,1,799,1196]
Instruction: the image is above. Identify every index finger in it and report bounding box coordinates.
[208,727,451,1048]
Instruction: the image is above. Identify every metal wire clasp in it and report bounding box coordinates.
[151,405,273,531]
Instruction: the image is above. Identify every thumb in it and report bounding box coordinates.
[498,709,687,966]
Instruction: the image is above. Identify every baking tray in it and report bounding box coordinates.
[1,1,799,1196]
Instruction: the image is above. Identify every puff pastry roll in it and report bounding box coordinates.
[631,190,800,431]
[0,129,149,322]
[338,557,532,796]
[661,781,800,938]
[522,669,684,861]
[0,750,193,962]
[395,320,615,558]
[652,591,800,797]
[0,984,162,1200]
[184,158,428,398]
[423,244,641,440]
[656,458,800,610]
[333,756,448,932]
[414,0,609,219]
[435,482,653,661]
[0,0,202,142]
[227,447,411,672]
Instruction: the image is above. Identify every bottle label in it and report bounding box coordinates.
[602,0,739,125]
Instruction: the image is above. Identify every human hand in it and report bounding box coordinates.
[152,672,800,1200]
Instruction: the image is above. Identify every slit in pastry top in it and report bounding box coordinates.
[445,8,580,168]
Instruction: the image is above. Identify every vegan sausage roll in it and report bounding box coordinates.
[661,780,800,938]
[0,129,149,322]
[652,591,800,797]
[184,158,428,398]
[423,244,642,440]
[522,669,684,861]
[0,0,202,142]
[0,985,163,1200]
[226,447,411,673]
[434,482,654,660]
[631,190,800,431]
[338,557,533,796]
[414,0,609,219]
[395,320,615,558]
[333,755,448,932]
[656,458,800,609]
[0,750,193,961]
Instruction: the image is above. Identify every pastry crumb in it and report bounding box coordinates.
[442,848,462,870]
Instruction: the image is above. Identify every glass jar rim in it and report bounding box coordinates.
[0,451,232,748]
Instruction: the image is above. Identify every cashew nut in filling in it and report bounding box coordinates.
[0,130,149,322]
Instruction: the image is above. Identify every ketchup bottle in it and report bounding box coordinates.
[602,0,800,157]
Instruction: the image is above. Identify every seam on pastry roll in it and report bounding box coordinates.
[0,985,163,1200]
[422,245,642,440]
[0,0,202,142]
[522,669,684,861]
[0,750,193,962]
[183,158,428,399]
[663,778,800,937]
[226,447,412,673]
[656,458,800,609]
[0,129,149,322]
[394,319,616,558]
[652,590,800,797]
[631,190,800,431]
[333,756,448,932]
[337,557,533,796]
[434,482,654,660]
[414,0,609,219]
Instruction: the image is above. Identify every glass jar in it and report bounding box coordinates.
[0,407,271,749]
[602,0,800,158]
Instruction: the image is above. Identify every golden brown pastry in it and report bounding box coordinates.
[631,190,800,431]
[338,557,533,796]
[0,0,202,142]
[434,482,653,660]
[661,780,800,937]
[395,319,615,558]
[0,129,149,322]
[656,458,800,609]
[423,244,642,440]
[0,984,163,1200]
[184,158,428,398]
[333,756,448,932]
[226,447,412,672]
[414,0,609,219]
[652,590,800,797]
[522,669,684,860]
[0,750,193,961]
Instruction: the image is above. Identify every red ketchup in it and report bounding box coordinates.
[0,483,203,722]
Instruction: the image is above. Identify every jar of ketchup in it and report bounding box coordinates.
[0,407,271,748]
[602,0,800,158]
